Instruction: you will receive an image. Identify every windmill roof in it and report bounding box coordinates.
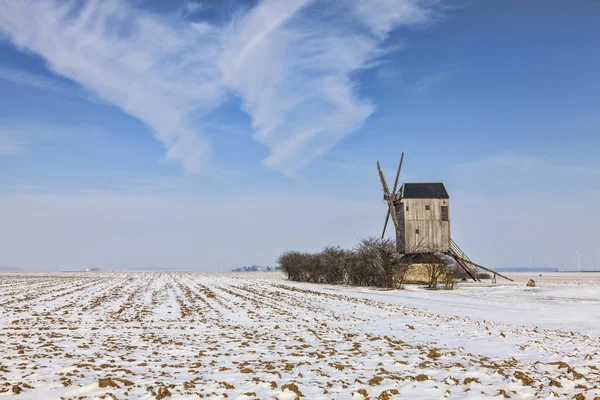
[400,182,449,199]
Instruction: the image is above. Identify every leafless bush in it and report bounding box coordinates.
[278,237,412,289]
[344,250,371,287]
[278,247,353,284]
[353,237,385,286]
[320,246,351,284]
[422,253,450,289]
[278,251,309,282]
[305,252,326,283]
[442,260,462,290]
[353,237,410,288]
[394,256,413,289]
[478,272,491,280]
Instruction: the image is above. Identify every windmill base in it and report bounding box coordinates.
[397,240,514,283]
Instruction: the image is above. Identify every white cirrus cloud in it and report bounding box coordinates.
[0,0,439,175]
[0,66,104,103]
[0,66,71,93]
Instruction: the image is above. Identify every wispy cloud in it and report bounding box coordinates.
[0,0,440,176]
[0,66,102,102]
[0,67,68,93]
[184,1,209,15]
[0,0,223,174]
[412,70,454,94]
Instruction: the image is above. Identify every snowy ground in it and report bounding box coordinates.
[0,272,599,399]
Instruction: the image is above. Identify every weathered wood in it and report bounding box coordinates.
[447,251,480,282]
[382,211,391,239]
[392,153,404,194]
[450,254,514,282]
[447,248,480,281]
[381,153,404,239]
[377,162,401,236]
[378,156,451,255]
[397,198,451,253]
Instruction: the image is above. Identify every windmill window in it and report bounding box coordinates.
[415,229,420,234]
[406,206,409,211]
[425,205,430,210]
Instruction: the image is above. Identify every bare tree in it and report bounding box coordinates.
[304,252,329,283]
[441,260,462,290]
[353,237,411,289]
[278,251,307,282]
[373,238,397,288]
[352,238,378,286]
[422,253,449,289]
[345,250,369,286]
[320,246,347,284]
[278,237,414,290]
[393,255,413,289]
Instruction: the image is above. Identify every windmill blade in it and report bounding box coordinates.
[377,161,392,196]
[381,153,404,239]
[377,161,401,235]
[381,211,391,239]
[392,152,404,195]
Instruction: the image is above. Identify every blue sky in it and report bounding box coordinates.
[0,0,599,271]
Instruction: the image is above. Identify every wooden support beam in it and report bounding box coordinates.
[446,251,479,282]
[451,254,514,282]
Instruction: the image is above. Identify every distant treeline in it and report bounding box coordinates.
[495,267,559,273]
[277,237,464,289]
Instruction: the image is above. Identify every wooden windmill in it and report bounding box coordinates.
[377,153,513,282]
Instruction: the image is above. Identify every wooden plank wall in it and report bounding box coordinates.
[396,198,450,253]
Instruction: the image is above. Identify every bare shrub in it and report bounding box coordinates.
[354,237,386,287]
[422,253,449,289]
[348,241,374,287]
[354,237,410,288]
[394,256,413,289]
[344,250,369,287]
[279,238,412,289]
[305,252,325,283]
[278,251,309,282]
[278,247,352,284]
[320,246,351,284]
[442,260,462,290]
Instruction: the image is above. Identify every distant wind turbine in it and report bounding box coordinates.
[575,249,584,272]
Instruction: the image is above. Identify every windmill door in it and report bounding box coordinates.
[441,206,449,221]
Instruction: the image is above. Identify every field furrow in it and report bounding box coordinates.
[0,272,598,399]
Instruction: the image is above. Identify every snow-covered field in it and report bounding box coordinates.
[1,272,599,399]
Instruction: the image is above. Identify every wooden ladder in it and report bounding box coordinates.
[447,239,480,282]
[447,240,515,282]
